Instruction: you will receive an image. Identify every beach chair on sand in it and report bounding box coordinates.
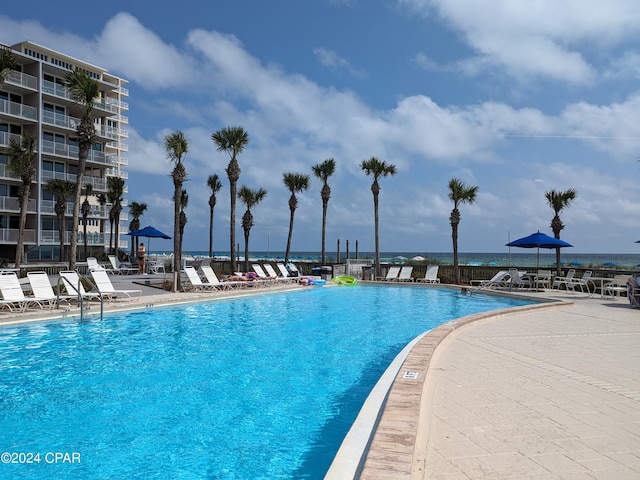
[90,269,142,301]
[417,265,440,283]
[377,266,400,281]
[394,266,414,282]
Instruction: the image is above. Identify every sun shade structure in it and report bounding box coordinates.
[506,230,573,270]
[126,225,171,255]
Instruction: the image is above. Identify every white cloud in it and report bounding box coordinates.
[399,0,640,84]
[313,47,366,78]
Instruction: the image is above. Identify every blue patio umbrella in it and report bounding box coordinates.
[126,225,171,254]
[506,231,573,270]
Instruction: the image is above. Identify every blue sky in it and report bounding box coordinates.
[2,0,640,254]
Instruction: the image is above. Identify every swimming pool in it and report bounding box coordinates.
[0,285,532,478]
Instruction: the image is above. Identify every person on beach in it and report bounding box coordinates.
[137,242,146,274]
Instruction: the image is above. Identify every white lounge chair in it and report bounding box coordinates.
[59,271,102,302]
[86,256,108,272]
[394,266,414,282]
[277,263,297,280]
[0,272,51,312]
[108,255,138,275]
[182,266,216,292]
[90,269,142,301]
[27,271,72,308]
[417,265,440,283]
[252,264,277,282]
[201,266,246,290]
[264,264,294,283]
[471,270,509,289]
[377,266,400,281]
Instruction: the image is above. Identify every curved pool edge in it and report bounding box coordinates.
[325,294,573,480]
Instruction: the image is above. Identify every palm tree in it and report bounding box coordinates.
[206,174,223,258]
[128,201,148,257]
[238,185,267,273]
[45,179,75,262]
[545,188,577,275]
[65,70,100,268]
[448,178,479,284]
[7,133,36,266]
[0,46,16,89]
[360,157,397,278]
[282,172,310,264]
[311,158,336,265]
[106,176,125,255]
[164,131,189,292]
[80,183,93,259]
[178,189,188,255]
[211,126,249,272]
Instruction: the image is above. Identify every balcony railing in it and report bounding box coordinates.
[0,131,22,148]
[0,228,36,244]
[0,196,36,213]
[0,164,20,181]
[41,170,107,191]
[42,79,121,114]
[42,109,80,131]
[5,70,38,90]
[40,199,75,215]
[40,139,109,165]
[0,99,37,121]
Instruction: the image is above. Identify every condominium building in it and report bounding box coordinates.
[0,40,129,262]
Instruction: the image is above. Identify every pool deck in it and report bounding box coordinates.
[357,289,640,480]
[1,275,639,479]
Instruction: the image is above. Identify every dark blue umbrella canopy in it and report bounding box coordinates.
[126,225,171,256]
[126,225,171,239]
[506,231,572,249]
[507,231,572,271]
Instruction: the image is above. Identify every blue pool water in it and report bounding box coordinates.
[0,285,532,479]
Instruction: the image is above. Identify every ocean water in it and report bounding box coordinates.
[168,251,640,269]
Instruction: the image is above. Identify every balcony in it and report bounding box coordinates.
[0,228,36,244]
[0,98,37,121]
[42,109,80,131]
[40,199,75,215]
[42,79,121,115]
[40,139,109,165]
[0,164,20,181]
[4,70,38,91]
[0,131,22,148]
[0,196,36,213]
[41,170,107,191]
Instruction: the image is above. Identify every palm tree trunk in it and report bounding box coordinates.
[230,180,237,272]
[173,184,181,292]
[244,228,250,273]
[321,199,327,265]
[209,207,214,258]
[69,143,88,269]
[452,224,460,284]
[285,209,295,264]
[373,192,380,278]
[15,190,29,266]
